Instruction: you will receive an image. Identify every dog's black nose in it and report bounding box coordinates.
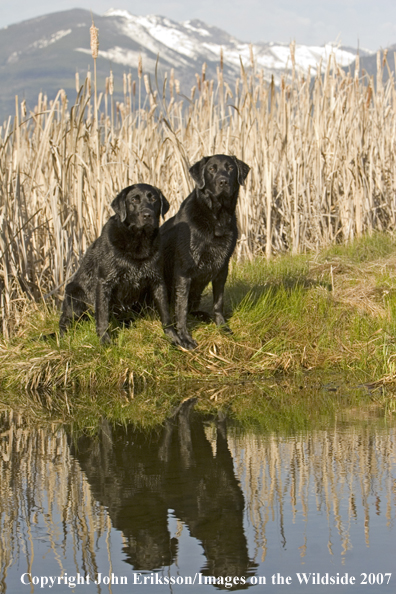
[142,211,153,220]
[218,177,229,188]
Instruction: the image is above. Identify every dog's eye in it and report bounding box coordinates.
[131,194,140,203]
[208,165,217,174]
[225,163,234,171]
[147,193,156,202]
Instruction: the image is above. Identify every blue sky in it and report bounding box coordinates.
[1,0,396,50]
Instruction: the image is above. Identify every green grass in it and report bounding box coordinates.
[2,233,396,408]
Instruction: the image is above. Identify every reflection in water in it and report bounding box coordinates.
[69,398,255,581]
[0,405,395,592]
[227,426,396,563]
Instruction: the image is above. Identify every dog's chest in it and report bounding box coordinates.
[192,231,234,277]
[112,258,159,300]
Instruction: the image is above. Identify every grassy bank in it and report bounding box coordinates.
[2,233,396,405]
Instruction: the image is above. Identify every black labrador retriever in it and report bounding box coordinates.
[59,183,186,347]
[161,154,250,349]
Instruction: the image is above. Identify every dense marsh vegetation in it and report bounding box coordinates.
[1,46,396,403]
[1,49,396,336]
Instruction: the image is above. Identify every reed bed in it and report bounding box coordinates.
[1,49,396,337]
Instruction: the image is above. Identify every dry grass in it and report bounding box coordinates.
[1,47,396,339]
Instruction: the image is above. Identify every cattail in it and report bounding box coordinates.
[249,43,254,70]
[90,18,99,59]
[21,99,26,118]
[105,77,109,95]
[109,70,114,95]
[191,85,196,101]
[127,73,132,95]
[366,83,373,107]
[87,70,91,95]
[175,79,180,94]
[170,68,175,98]
[195,73,201,92]
[289,40,296,69]
[144,74,150,94]
[355,53,360,80]
[220,47,224,72]
[202,62,206,82]
[123,73,127,96]
[75,71,80,94]
[132,80,136,97]
[60,89,67,106]
[383,49,388,68]
[138,55,143,79]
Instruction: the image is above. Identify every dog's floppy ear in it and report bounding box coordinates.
[155,187,170,217]
[232,156,250,186]
[111,188,129,222]
[189,157,210,190]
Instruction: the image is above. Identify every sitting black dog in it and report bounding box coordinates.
[59,183,187,347]
[160,154,250,349]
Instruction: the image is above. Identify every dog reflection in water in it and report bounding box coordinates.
[69,398,256,583]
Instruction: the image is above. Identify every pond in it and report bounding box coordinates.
[0,395,395,593]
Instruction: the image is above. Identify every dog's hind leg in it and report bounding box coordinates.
[95,280,112,344]
[59,282,90,336]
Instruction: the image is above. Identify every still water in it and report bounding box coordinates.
[0,399,395,593]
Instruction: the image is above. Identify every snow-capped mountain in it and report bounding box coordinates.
[97,9,364,79]
[0,8,374,121]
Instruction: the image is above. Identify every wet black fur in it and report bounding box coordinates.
[59,183,186,347]
[161,154,250,349]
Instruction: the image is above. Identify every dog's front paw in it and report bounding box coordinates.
[178,330,198,350]
[213,313,232,334]
[165,327,197,350]
[100,331,112,345]
[180,335,198,350]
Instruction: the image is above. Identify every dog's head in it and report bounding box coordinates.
[111,184,170,230]
[189,154,250,210]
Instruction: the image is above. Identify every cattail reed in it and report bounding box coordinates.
[170,68,175,99]
[2,51,396,334]
[127,73,132,113]
[109,69,114,135]
[90,16,99,128]
[90,19,99,59]
[144,74,150,95]
[138,55,142,144]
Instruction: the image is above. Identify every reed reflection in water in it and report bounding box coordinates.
[0,404,395,593]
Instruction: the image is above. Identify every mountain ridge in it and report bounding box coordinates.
[0,8,379,121]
